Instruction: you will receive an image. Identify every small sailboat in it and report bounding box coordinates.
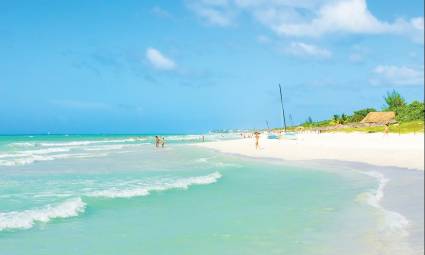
[281,131,297,140]
[265,120,280,139]
[267,133,280,139]
[267,84,297,140]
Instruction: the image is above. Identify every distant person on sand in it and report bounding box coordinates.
[384,124,389,135]
[161,137,166,148]
[254,132,260,149]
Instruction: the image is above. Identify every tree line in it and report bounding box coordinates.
[302,90,424,127]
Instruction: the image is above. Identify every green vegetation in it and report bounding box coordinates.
[301,119,332,128]
[295,90,424,133]
[383,90,424,122]
[393,101,424,122]
[384,90,406,110]
[335,120,424,134]
[348,108,377,122]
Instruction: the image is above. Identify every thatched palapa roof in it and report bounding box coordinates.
[361,112,396,125]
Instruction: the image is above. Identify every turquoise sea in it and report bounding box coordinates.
[0,135,413,254]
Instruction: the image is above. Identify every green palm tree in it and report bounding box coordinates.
[333,114,340,124]
[341,114,347,124]
[384,90,406,110]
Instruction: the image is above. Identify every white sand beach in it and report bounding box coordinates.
[197,133,425,171]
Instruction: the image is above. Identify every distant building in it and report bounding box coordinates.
[361,112,396,125]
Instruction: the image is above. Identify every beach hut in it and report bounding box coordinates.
[360,111,396,125]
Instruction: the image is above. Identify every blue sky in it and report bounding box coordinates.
[0,0,423,134]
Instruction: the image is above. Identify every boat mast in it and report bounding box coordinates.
[279,84,287,132]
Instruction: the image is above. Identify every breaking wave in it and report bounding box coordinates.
[88,172,222,198]
[10,138,141,148]
[0,198,86,231]
[0,172,222,232]
[0,153,92,166]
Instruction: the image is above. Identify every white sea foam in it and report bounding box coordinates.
[38,138,139,147]
[22,147,71,154]
[39,141,98,147]
[88,172,222,198]
[83,145,125,151]
[9,142,36,147]
[362,171,389,208]
[0,148,72,165]
[0,142,125,166]
[166,135,204,141]
[0,158,35,166]
[0,153,92,166]
[0,153,23,159]
[82,144,148,151]
[214,162,242,168]
[8,138,141,148]
[0,198,86,231]
[195,157,211,163]
[360,171,409,236]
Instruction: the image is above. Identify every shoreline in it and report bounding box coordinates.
[193,133,424,254]
[195,133,424,171]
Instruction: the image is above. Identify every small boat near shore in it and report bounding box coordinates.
[267,131,298,140]
[267,133,280,139]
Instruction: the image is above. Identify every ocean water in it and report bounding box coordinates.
[0,135,413,254]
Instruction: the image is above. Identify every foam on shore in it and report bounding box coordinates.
[361,171,409,235]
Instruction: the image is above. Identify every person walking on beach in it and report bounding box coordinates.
[384,123,389,136]
[254,132,260,150]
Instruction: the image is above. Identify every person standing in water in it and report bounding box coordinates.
[161,137,166,148]
[254,132,260,149]
[155,135,160,148]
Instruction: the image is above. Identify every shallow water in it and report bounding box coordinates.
[0,135,415,254]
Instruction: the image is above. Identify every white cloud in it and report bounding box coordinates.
[196,8,233,26]
[275,0,387,36]
[398,17,424,44]
[370,65,424,86]
[285,42,332,58]
[411,17,424,30]
[186,0,424,42]
[186,0,235,26]
[146,48,176,70]
[151,6,172,18]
